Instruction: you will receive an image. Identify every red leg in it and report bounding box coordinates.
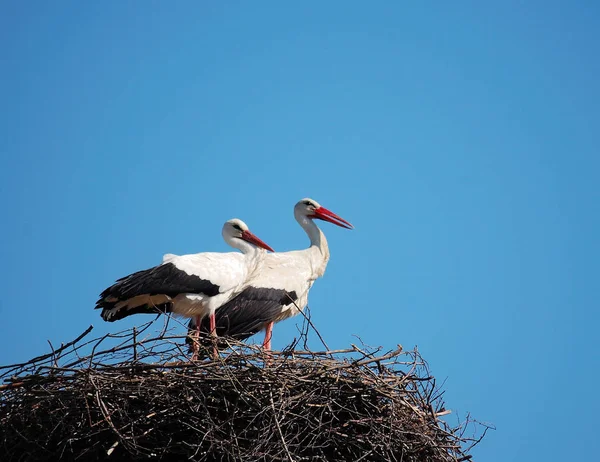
[209,313,218,359]
[191,315,201,361]
[209,313,216,335]
[263,321,273,351]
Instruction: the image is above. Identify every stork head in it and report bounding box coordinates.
[294,198,354,229]
[222,219,275,252]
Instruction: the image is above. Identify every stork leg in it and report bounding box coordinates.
[209,312,216,335]
[263,321,274,351]
[209,313,218,359]
[191,315,201,361]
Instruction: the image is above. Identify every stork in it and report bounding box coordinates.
[190,198,353,350]
[96,219,274,357]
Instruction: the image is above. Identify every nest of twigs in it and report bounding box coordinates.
[0,319,489,461]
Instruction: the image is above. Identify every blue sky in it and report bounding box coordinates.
[1,2,598,460]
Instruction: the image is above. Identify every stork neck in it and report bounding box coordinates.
[296,214,331,277]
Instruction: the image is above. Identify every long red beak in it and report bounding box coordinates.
[312,207,354,229]
[241,230,275,252]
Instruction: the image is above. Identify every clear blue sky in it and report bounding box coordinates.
[1,2,598,460]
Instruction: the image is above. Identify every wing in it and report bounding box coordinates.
[97,252,247,321]
[192,287,299,339]
[166,252,247,295]
[244,251,314,292]
[99,262,219,302]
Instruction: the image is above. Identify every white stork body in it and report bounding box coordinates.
[96,219,273,330]
[193,198,352,349]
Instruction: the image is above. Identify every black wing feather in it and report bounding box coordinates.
[187,287,298,346]
[96,262,220,308]
[101,303,172,322]
[96,262,220,322]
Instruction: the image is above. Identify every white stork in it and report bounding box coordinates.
[96,219,274,356]
[191,198,353,350]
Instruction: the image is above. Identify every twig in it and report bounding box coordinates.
[269,389,295,462]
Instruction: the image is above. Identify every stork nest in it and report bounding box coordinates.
[0,320,490,461]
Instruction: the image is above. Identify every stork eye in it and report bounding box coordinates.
[232,224,242,231]
[304,201,313,206]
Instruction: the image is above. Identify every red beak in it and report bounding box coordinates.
[312,207,354,229]
[241,230,275,252]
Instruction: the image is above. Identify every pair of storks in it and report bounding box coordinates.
[96,198,353,357]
